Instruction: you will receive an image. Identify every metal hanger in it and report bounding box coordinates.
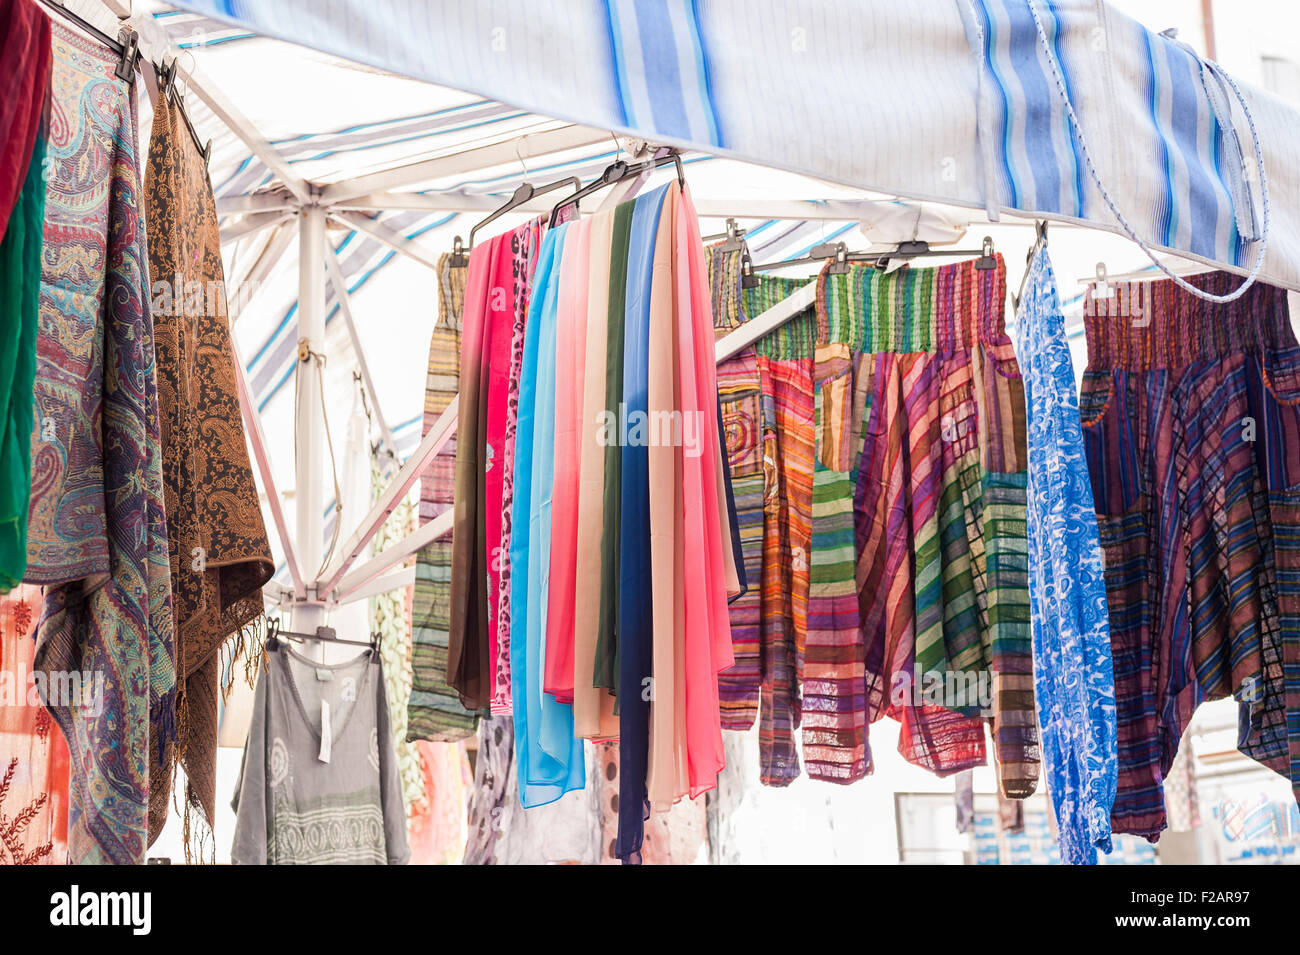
[265,617,379,652]
[747,236,998,276]
[154,58,213,165]
[548,151,686,227]
[37,0,139,81]
[1012,220,1049,310]
[459,175,581,253]
[702,218,746,251]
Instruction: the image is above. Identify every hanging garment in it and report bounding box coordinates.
[812,257,1038,795]
[405,739,470,864]
[495,219,552,715]
[0,585,70,864]
[708,247,765,731]
[409,253,478,741]
[27,25,174,866]
[1163,730,1200,833]
[446,237,497,711]
[743,274,817,787]
[594,740,709,864]
[646,199,689,808]
[0,0,50,242]
[231,641,409,864]
[615,185,668,861]
[369,463,427,821]
[544,217,592,703]
[497,750,603,866]
[1015,246,1117,865]
[0,132,44,591]
[801,335,866,783]
[143,94,275,851]
[1080,271,1300,839]
[572,209,620,740]
[593,203,633,695]
[463,714,514,865]
[510,223,585,808]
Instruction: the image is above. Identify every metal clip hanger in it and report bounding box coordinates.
[447,235,468,269]
[548,150,686,227]
[37,0,140,81]
[266,617,380,652]
[155,58,213,166]
[466,175,582,251]
[1012,220,1049,310]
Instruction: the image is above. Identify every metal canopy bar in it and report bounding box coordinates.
[330,510,451,606]
[328,192,906,223]
[314,393,459,600]
[329,210,442,272]
[220,210,293,243]
[295,205,328,610]
[318,125,610,205]
[333,566,416,606]
[324,246,396,458]
[217,191,300,215]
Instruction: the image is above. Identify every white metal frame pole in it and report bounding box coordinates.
[294,203,328,633]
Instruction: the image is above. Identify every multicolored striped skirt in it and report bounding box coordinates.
[1081,272,1300,839]
[805,256,1038,796]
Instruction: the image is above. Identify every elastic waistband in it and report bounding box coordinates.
[816,254,1008,355]
[1083,272,1295,370]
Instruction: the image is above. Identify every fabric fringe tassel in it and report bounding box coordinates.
[221,612,267,703]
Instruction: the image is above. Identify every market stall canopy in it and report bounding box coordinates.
[169,0,1297,291]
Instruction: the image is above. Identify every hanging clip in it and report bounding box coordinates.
[974,236,997,271]
[1094,261,1114,299]
[448,235,468,268]
[721,218,745,253]
[739,246,760,289]
[810,241,850,275]
[115,27,140,82]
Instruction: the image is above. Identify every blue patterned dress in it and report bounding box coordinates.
[1015,247,1118,864]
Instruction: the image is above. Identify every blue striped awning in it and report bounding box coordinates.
[170,0,1300,291]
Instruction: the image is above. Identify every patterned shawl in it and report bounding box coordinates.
[142,95,274,855]
[28,25,174,866]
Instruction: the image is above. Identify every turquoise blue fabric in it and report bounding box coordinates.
[510,223,584,808]
[1015,246,1117,864]
[616,184,670,862]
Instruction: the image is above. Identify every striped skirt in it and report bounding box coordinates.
[805,257,1038,795]
[1081,272,1300,839]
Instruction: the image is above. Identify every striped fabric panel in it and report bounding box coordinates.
[708,245,762,729]
[802,343,869,782]
[966,0,1085,219]
[1269,496,1300,805]
[983,472,1038,797]
[177,1,1300,288]
[755,354,814,786]
[409,254,478,742]
[1083,277,1300,836]
[606,0,722,145]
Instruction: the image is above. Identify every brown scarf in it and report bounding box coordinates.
[143,96,274,855]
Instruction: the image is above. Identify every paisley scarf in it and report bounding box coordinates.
[28,25,173,866]
[143,95,274,857]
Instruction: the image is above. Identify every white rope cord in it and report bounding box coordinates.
[1022,0,1271,303]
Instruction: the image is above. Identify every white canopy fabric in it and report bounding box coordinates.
[168,0,1298,291]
